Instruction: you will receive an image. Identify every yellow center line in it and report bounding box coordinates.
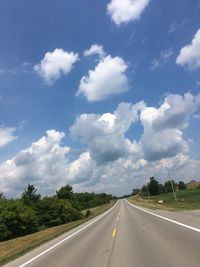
[112,228,117,237]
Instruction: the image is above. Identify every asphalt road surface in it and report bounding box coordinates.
[5,199,200,267]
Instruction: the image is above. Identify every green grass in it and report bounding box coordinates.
[81,205,103,216]
[128,189,200,211]
[0,201,116,266]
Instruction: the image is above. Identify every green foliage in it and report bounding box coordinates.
[56,185,73,200]
[146,189,200,210]
[158,184,164,194]
[0,200,38,241]
[137,178,189,203]
[164,180,176,193]
[0,184,113,241]
[0,223,11,240]
[178,181,186,190]
[138,178,176,196]
[148,177,160,196]
[141,185,148,196]
[74,192,111,209]
[35,197,82,228]
[21,184,41,206]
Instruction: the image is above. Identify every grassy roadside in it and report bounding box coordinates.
[0,200,116,266]
[128,190,200,211]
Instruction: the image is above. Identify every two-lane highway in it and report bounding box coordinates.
[5,199,200,267]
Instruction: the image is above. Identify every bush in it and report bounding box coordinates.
[35,197,82,228]
[0,223,11,240]
[0,184,113,241]
[0,200,39,241]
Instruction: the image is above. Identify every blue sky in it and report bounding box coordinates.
[1,0,200,197]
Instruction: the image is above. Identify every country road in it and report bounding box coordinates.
[4,199,200,267]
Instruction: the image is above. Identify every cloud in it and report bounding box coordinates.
[140,92,200,161]
[150,59,160,71]
[74,154,200,196]
[167,23,176,34]
[193,113,200,119]
[34,49,79,84]
[70,101,144,164]
[1,93,200,197]
[0,127,17,148]
[107,0,151,26]
[83,44,106,59]
[0,130,71,196]
[77,55,129,101]
[160,48,174,61]
[150,48,174,71]
[176,29,200,70]
[67,152,93,183]
[0,69,17,75]
[167,19,187,35]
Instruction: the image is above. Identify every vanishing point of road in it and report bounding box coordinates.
[4,199,200,267]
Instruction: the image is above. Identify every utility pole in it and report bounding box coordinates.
[168,169,177,202]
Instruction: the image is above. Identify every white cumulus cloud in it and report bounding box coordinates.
[77,55,129,101]
[34,48,79,84]
[176,29,200,70]
[83,44,106,59]
[107,0,151,26]
[0,127,17,148]
[0,130,71,196]
[70,101,144,164]
[1,93,200,197]
[140,92,200,161]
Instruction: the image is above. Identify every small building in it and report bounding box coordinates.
[186,180,200,190]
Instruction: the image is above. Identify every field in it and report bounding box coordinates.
[128,189,200,211]
[0,201,116,266]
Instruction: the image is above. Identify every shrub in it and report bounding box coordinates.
[0,200,39,241]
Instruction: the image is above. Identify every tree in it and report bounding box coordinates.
[148,177,160,196]
[56,185,73,200]
[158,184,164,194]
[21,184,41,206]
[35,197,82,227]
[178,181,186,190]
[0,200,38,240]
[164,180,176,193]
[141,185,148,196]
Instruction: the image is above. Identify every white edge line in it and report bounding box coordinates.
[125,199,200,233]
[19,201,119,267]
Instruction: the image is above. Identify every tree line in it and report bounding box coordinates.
[132,177,187,197]
[0,184,115,241]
